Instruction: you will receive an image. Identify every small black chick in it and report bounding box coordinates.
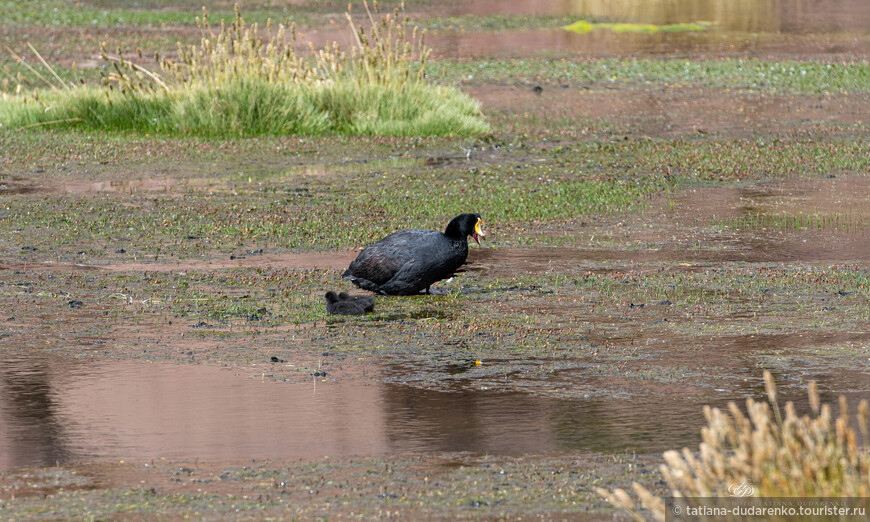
[325,291,375,315]
[337,292,375,312]
[342,213,485,295]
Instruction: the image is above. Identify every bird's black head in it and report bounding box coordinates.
[324,291,340,304]
[445,213,485,245]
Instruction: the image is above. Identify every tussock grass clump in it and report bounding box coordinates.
[0,2,489,137]
[597,371,870,521]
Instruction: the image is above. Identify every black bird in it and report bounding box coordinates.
[342,213,485,295]
[324,291,375,315]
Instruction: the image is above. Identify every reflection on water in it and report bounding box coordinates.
[430,0,869,56]
[380,382,711,455]
[447,0,870,33]
[0,354,69,467]
[2,355,866,468]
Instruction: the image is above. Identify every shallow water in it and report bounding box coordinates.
[2,353,866,468]
[428,0,870,57]
[444,0,870,33]
[0,354,683,467]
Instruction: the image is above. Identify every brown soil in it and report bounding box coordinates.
[474,87,870,139]
[2,1,869,519]
[0,451,656,520]
[102,252,359,272]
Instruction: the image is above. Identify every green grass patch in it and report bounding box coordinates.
[0,4,490,137]
[353,166,666,225]
[0,0,324,27]
[432,58,870,94]
[551,138,870,182]
[0,163,667,259]
[1,82,487,137]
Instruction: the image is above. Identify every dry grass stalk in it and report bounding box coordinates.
[597,371,870,521]
[95,1,428,96]
[1,2,486,136]
[6,45,68,91]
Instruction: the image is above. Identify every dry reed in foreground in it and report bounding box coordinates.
[597,371,870,521]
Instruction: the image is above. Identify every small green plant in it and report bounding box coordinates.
[597,371,870,521]
[1,2,489,137]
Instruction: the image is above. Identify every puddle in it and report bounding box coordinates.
[426,0,869,57]
[441,0,870,34]
[274,0,870,58]
[468,174,870,270]
[671,174,870,221]
[651,174,870,263]
[2,354,866,469]
[383,329,870,401]
[467,241,870,274]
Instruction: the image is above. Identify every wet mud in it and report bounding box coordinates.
[102,252,359,272]
[0,451,661,519]
[2,0,869,518]
[474,87,870,139]
[0,252,357,273]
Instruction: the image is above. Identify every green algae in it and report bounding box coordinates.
[564,20,712,35]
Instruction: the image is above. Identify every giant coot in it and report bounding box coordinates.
[342,213,485,295]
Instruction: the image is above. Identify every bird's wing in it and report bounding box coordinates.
[346,230,433,285]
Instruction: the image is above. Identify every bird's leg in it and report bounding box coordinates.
[425,285,431,294]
